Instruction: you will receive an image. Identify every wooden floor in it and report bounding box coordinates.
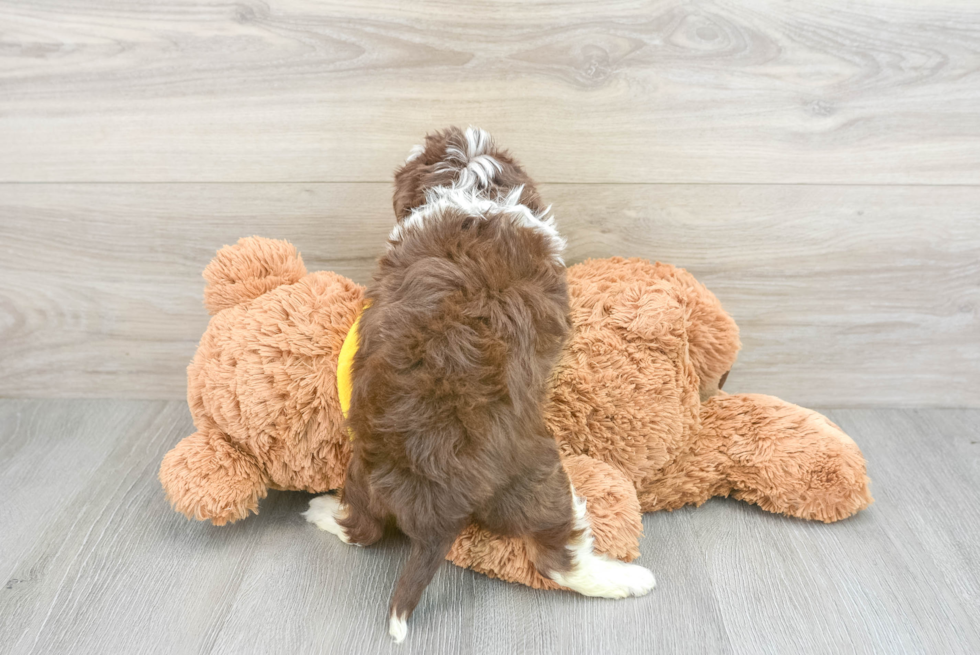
[0,400,977,655]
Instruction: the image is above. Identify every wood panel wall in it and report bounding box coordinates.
[1,0,978,405]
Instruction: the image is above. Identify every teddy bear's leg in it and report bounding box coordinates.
[158,428,269,526]
[701,394,873,523]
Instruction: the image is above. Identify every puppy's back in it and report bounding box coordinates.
[350,202,569,484]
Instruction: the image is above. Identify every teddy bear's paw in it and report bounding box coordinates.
[552,555,656,599]
[304,494,354,545]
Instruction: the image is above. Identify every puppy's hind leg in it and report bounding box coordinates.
[305,456,385,547]
[508,458,656,599]
[304,493,353,543]
[538,490,656,598]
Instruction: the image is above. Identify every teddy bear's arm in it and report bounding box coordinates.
[159,428,270,526]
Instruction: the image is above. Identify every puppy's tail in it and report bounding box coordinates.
[202,236,307,314]
[387,528,461,643]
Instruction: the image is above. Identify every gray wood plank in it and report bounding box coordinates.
[0,401,152,585]
[1,401,979,654]
[1,1,979,183]
[828,409,980,644]
[468,508,734,655]
[1,183,977,406]
[0,400,268,655]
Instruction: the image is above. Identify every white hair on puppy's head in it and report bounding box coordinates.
[391,127,565,263]
[388,184,565,265]
[437,126,502,192]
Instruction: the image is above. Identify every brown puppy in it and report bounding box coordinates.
[306,127,655,642]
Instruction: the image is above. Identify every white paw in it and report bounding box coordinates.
[303,494,352,544]
[552,555,657,599]
[612,560,657,597]
[389,610,408,644]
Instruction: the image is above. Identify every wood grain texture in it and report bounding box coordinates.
[1,0,979,183]
[1,400,978,654]
[1,183,977,406]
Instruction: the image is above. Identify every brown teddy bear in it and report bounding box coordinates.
[159,236,872,589]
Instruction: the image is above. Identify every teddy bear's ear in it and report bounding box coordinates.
[646,262,741,395]
[202,236,307,314]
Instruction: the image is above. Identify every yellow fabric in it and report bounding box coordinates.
[337,301,369,437]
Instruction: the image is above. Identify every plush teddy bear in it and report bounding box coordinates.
[159,236,872,589]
